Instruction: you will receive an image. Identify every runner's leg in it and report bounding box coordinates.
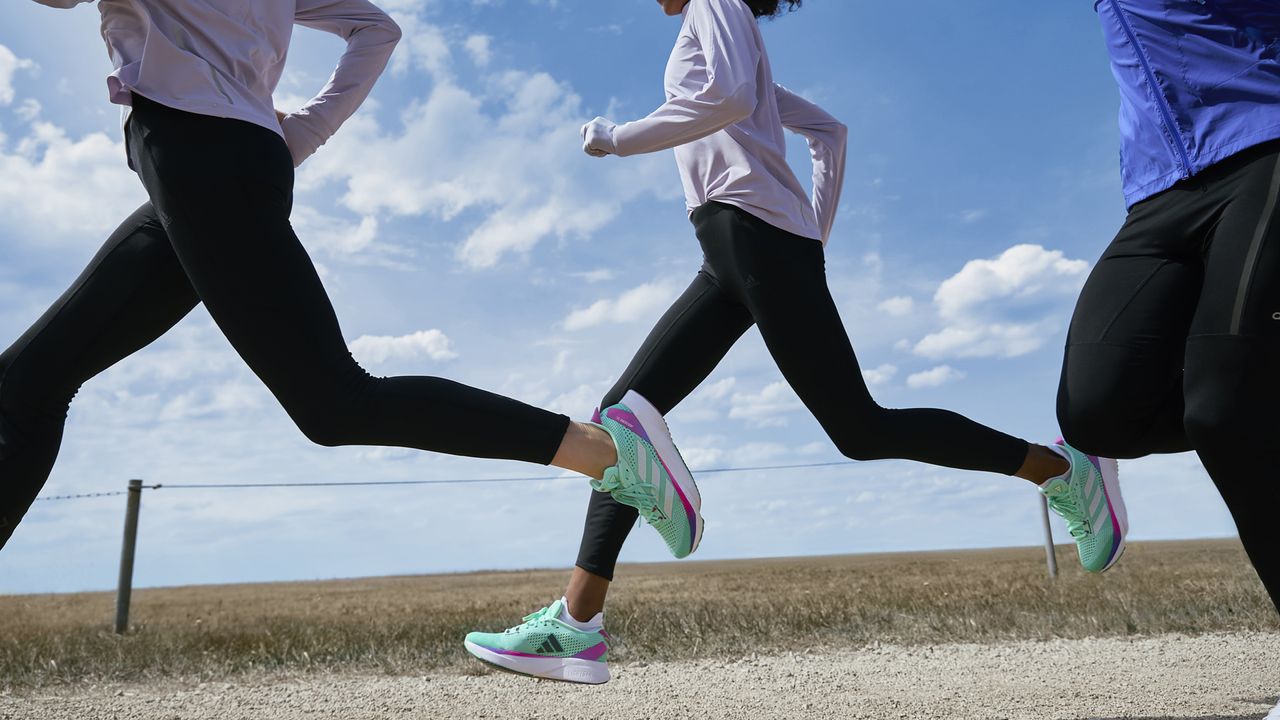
[127,97,572,465]
[0,204,199,548]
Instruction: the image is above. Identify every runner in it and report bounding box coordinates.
[2,1,695,558]
[463,0,1126,684]
[1056,1,1279,716]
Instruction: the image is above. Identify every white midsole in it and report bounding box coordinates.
[1098,456,1128,536]
[1097,455,1127,572]
[464,641,610,684]
[621,389,704,552]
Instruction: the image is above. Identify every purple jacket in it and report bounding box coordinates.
[1097,0,1280,208]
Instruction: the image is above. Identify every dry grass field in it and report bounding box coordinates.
[0,539,1275,692]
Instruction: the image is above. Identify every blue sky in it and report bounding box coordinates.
[0,0,1238,594]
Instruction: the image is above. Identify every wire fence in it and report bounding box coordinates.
[23,457,1060,633]
[32,460,863,501]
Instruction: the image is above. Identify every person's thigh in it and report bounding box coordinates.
[1181,148,1280,608]
[698,205,1026,474]
[2,203,198,417]
[599,268,753,412]
[1057,198,1206,458]
[128,102,356,409]
[128,101,569,461]
[1,203,199,549]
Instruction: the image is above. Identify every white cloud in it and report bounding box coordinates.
[906,365,965,389]
[297,62,673,269]
[292,205,380,256]
[673,377,738,423]
[15,98,41,121]
[861,363,897,386]
[877,296,914,317]
[698,377,737,401]
[388,15,453,79]
[914,244,1089,359]
[457,195,616,268]
[571,268,614,283]
[729,381,803,427]
[563,281,679,331]
[0,45,36,106]
[934,244,1088,319]
[464,34,493,66]
[349,330,459,364]
[160,382,266,422]
[913,322,1055,360]
[0,121,145,245]
[958,209,988,224]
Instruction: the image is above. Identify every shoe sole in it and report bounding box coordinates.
[463,640,610,684]
[620,390,704,555]
[1096,455,1127,573]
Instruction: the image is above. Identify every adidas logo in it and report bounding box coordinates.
[537,635,564,654]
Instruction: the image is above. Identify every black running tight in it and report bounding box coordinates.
[0,96,569,549]
[1058,140,1280,611]
[575,201,1030,580]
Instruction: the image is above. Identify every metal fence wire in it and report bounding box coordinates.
[24,459,1060,633]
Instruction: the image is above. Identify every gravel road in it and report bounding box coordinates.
[3,633,1277,720]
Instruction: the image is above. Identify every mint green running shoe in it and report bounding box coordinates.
[464,599,611,684]
[1040,440,1128,573]
[592,390,703,559]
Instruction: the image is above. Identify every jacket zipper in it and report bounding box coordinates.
[1108,0,1194,176]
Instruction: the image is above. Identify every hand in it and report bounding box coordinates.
[581,117,617,157]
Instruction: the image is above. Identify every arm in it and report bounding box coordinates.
[282,0,402,167]
[595,0,762,157]
[775,84,847,244]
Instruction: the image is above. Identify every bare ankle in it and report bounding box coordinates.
[565,567,611,622]
[1016,444,1070,485]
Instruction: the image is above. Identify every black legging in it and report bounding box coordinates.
[0,96,570,550]
[1058,139,1280,611]
[575,201,1031,580]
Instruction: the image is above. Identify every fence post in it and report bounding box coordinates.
[1039,494,1058,580]
[114,479,144,635]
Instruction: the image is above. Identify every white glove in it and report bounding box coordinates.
[581,117,618,157]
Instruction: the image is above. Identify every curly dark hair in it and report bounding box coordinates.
[743,0,802,19]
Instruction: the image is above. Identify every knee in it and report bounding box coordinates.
[835,438,888,462]
[831,407,893,462]
[1182,393,1252,452]
[284,389,366,449]
[1059,394,1141,456]
[1057,382,1149,459]
[1183,337,1277,452]
[275,365,378,448]
[292,412,351,448]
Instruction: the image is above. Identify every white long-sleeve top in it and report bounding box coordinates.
[606,0,847,243]
[30,0,401,166]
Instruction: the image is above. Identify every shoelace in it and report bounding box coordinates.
[1046,482,1091,540]
[505,605,555,634]
[595,470,666,525]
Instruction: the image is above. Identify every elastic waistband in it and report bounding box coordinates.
[129,92,278,138]
[690,201,821,247]
[129,92,191,120]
